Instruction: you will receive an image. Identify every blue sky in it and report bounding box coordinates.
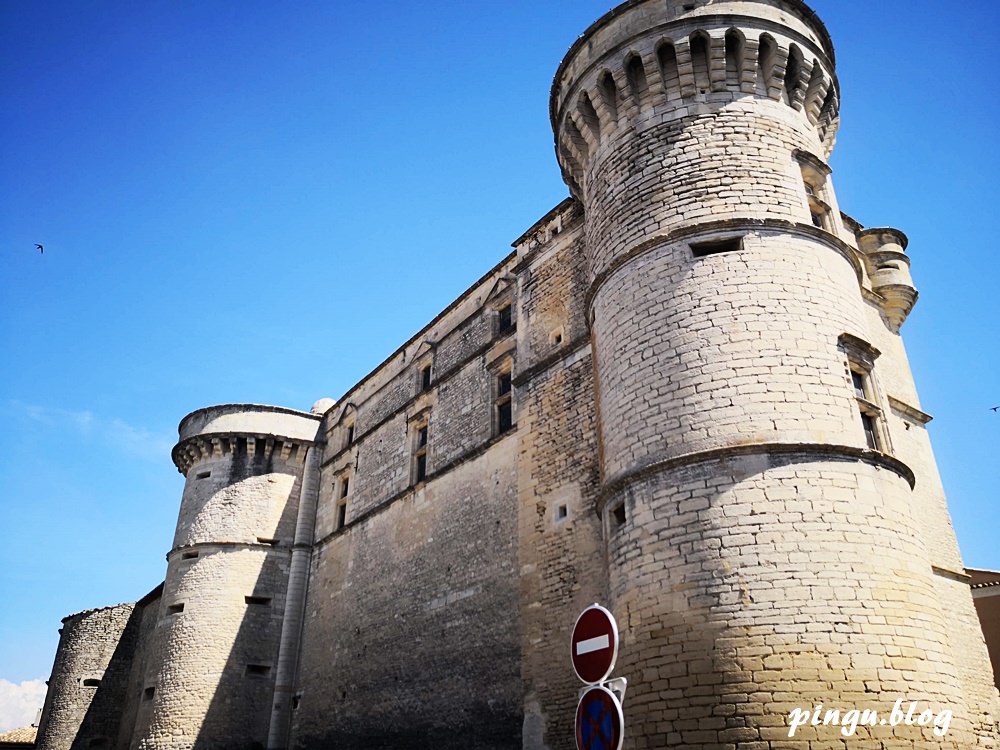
[1,0,997,729]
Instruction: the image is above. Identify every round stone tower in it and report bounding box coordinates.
[135,405,320,750]
[552,1,986,746]
[35,603,136,750]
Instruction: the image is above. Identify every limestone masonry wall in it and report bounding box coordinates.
[35,1,998,748]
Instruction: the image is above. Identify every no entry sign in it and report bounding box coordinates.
[575,685,624,750]
[571,604,619,684]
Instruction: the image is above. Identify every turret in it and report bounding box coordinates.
[35,604,137,750]
[858,227,917,330]
[553,0,994,745]
[134,405,321,750]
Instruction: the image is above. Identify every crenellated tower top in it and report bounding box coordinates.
[171,403,321,475]
[551,0,839,201]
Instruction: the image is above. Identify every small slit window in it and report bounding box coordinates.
[245,595,272,606]
[611,502,627,530]
[245,664,271,677]
[81,677,101,688]
[691,237,742,258]
[420,364,432,392]
[345,422,355,447]
[143,687,155,700]
[181,550,199,560]
[167,603,184,615]
[257,537,279,546]
[195,471,211,480]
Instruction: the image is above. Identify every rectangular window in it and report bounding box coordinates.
[496,371,514,435]
[345,423,355,447]
[796,151,834,232]
[412,422,429,485]
[850,367,882,450]
[860,412,879,450]
[245,664,271,677]
[420,364,432,392]
[498,303,515,335]
[691,237,742,258]
[167,603,184,615]
[245,595,272,606]
[851,371,866,399]
[335,472,350,530]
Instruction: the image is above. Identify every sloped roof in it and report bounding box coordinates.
[966,568,1000,589]
[0,724,37,742]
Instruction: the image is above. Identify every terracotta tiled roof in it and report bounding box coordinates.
[966,568,1000,589]
[0,724,37,742]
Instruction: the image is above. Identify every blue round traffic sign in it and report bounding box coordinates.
[575,685,624,750]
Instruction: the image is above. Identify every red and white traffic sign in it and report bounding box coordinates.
[575,685,624,750]
[571,604,619,685]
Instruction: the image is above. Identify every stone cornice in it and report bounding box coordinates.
[585,218,864,317]
[172,433,314,475]
[888,395,933,425]
[597,442,916,513]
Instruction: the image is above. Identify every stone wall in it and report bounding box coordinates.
[294,443,522,749]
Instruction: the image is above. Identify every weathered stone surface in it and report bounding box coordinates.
[34,2,998,749]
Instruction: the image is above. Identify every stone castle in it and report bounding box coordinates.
[34,1,999,748]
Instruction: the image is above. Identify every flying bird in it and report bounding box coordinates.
[991,406,998,412]
[35,243,43,254]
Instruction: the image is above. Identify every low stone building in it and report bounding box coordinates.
[969,569,1000,692]
[34,1,999,748]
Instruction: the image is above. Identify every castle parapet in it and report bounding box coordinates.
[171,404,321,476]
[551,0,840,202]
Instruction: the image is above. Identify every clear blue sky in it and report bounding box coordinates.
[1,0,997,717]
